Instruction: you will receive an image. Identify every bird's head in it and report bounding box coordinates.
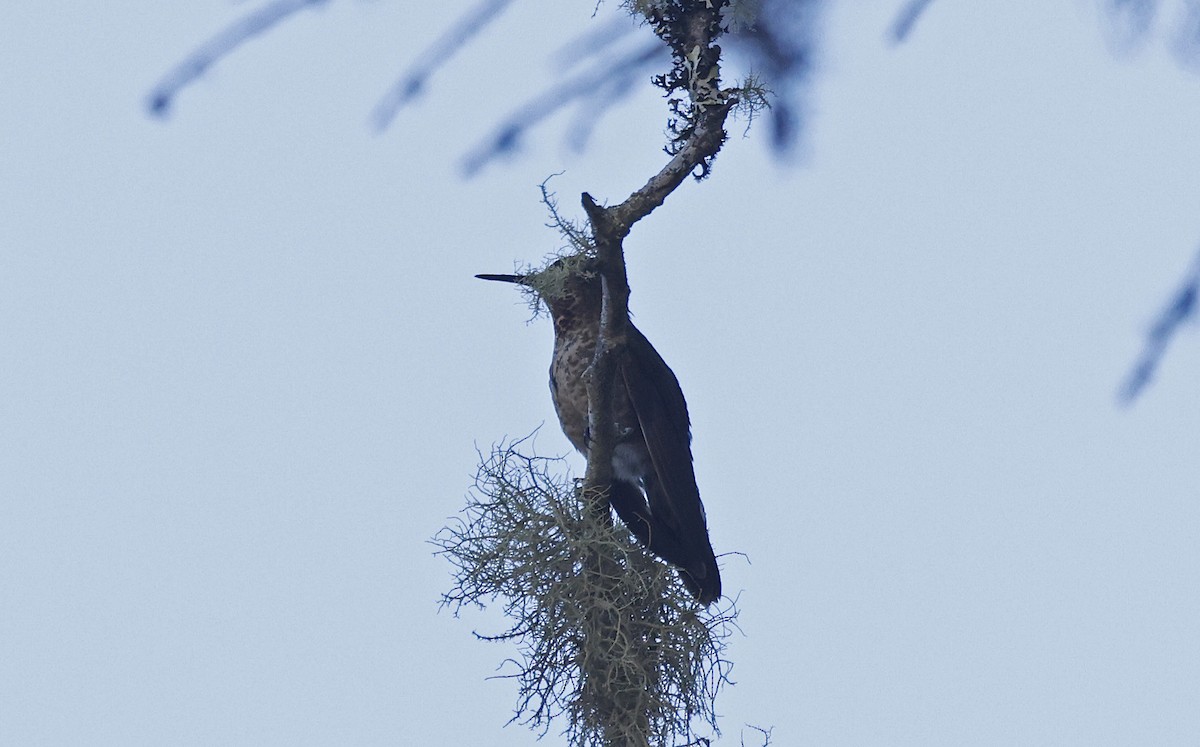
[476,253,602,321]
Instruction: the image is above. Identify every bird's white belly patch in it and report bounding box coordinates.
[611,442,651,485]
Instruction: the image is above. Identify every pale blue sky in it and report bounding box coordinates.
[2,1,1198,745]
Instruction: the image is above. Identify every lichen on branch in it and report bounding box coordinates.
[434,439,737,747]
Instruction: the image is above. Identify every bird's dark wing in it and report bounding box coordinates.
[621,323,720,602]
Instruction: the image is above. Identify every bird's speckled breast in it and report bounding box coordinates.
[549,324,595,454]
[548,320,641,458]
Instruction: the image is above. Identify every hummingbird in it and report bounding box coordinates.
[477,255,721,604]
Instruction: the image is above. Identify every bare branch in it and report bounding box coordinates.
[1119,247,1200,403]
[146,0,328,116]
[460,41,665,176]
[565,59,651,152]
[580,192,632,496]
[740,724,774,746]
[552,18,642,72]
[889,0,938,44]
[370,0,518,130]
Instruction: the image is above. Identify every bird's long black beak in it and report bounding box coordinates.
[475,273,526,284]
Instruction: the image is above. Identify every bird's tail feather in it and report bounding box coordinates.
[608,479,721,604]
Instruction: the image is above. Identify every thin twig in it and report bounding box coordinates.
[889,0,938,44]
[1119,248,1200,403]
[460,41,665,176]
[146,0,328,116]
[370,0,518,130]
